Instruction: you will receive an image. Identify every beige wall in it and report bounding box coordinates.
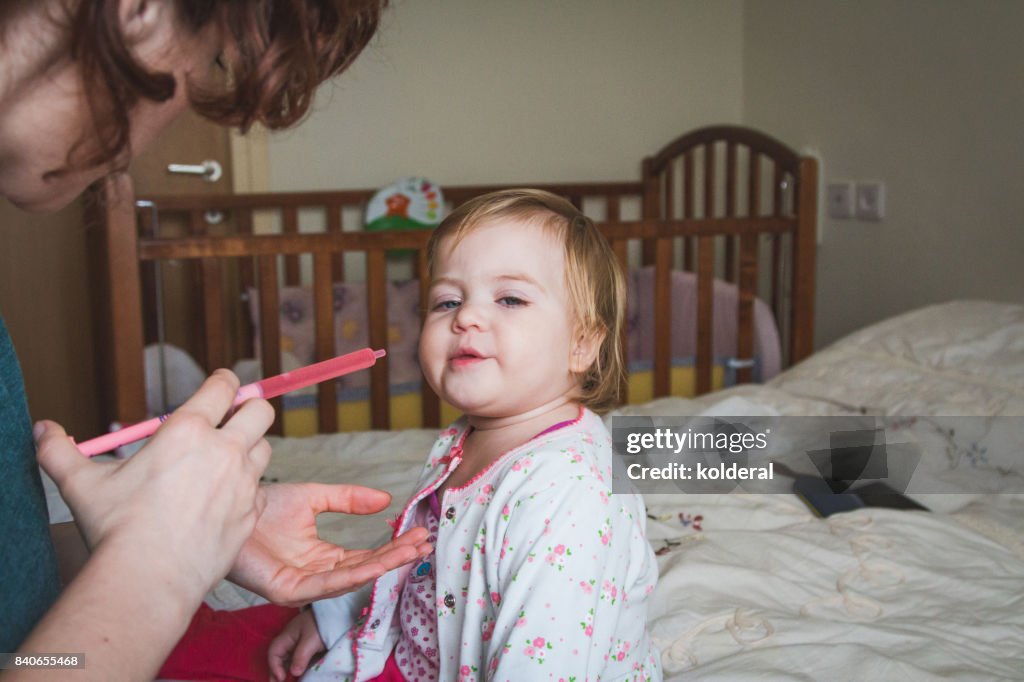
[744,0,1024,347]
[274,0,1024,352]
[268,0,745,190]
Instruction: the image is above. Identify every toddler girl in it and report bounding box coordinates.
[269,189,660,681]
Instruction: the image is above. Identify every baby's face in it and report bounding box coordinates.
[420,218,580,419]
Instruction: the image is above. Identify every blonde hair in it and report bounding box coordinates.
[426,189,625,413]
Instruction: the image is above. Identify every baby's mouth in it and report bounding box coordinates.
[450,349,487,367]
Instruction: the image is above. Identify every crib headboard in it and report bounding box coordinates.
[640,125,817,394]
[87,126,817,435]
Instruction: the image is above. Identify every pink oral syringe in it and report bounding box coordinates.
[76,348,386,457]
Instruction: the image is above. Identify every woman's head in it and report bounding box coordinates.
[423,189,626,414]
[0,0,387,211]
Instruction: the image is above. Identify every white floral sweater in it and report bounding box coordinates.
[307,407,661,681]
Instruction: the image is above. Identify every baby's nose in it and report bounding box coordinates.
[453,299,486,330]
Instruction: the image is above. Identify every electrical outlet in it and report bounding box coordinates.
[856,182,886,221]
[826,182,855,220]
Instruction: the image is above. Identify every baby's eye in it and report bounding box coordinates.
[433,299,460,311]
[498,296,526,307]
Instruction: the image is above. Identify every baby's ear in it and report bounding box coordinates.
[570,328,604,374]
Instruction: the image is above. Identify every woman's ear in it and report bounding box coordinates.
[570,328,605,375]
[119,0,169,47]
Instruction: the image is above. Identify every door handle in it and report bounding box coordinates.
[166,159,223,182]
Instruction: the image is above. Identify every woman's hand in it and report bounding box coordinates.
[36,369,274,599]
[229,482,432,606]
[268,609,325,682]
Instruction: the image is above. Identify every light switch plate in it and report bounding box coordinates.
[856,182,886,221]
[826,182,855,220]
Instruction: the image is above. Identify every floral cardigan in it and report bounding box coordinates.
[307,407,661,681]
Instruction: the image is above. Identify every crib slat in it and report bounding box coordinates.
[366,249,390,429]
[696,236,714,394]
[773,163,785,217]
[770,165,786,331]
[724,142,737,283]
[234,209,256,360]
[418,246,441,428]
[704,142,716,219]
[665,160,675,224]
[200,259,225,371]
[257,254,283,435]
[313,252,338,433]
[282,207,300,286]
[726,142,738,217]
[97,175,147,425]
[327,202,344,281]
[683,151,695,271]
[189,210,225,371]
[791,157,818,364]
[653,238,672,398]
[236,207,255,289]
[607,195,620,223]
[736,233,759,384]
[640,158,660,266]
[772,234,783,324]
[749,151,761,217]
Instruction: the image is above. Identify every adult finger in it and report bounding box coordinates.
[291,561,390,603]
[390,526,431,548]
[220,397,275,453]
[312,483,394,515]
[246,438,273,474]
[364,530,432,567]
[35,420,91,490]
[173,369,241,427]
[294,538,432,602]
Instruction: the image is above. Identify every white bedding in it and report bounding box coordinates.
[216,300,1024,678]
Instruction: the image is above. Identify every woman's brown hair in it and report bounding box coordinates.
[68,0,387,171]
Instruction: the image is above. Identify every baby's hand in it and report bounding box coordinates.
[268,609,325,682]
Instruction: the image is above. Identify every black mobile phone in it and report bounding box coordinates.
[792,475,927,517]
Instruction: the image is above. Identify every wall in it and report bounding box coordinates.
[744,0,1024,347]
[269,0,745,190]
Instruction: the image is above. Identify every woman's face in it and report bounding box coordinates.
[0,2,223,212]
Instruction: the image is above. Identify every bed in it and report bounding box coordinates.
[82,126,1024,677]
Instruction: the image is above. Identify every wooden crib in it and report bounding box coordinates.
[87,125,817,435]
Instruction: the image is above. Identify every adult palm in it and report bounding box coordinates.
[228,482,430,606]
